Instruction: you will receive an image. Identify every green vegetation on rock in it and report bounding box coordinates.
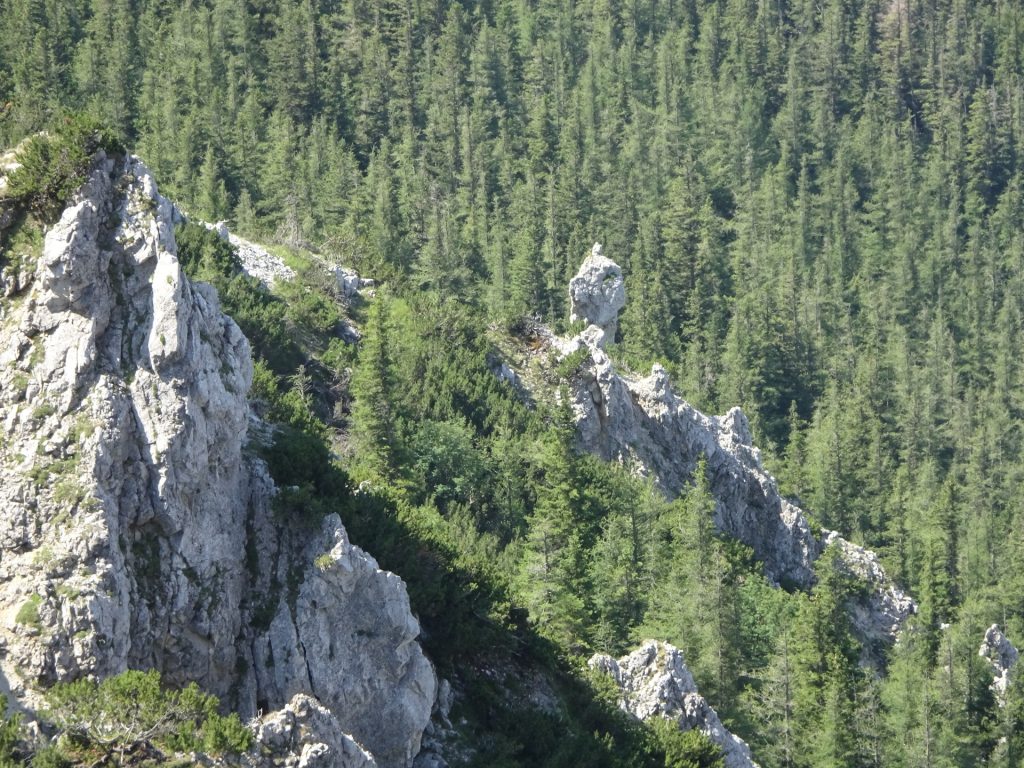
[4,115,121,220]
[42,670,251,765]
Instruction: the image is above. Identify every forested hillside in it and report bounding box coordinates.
[3,0,1024,765]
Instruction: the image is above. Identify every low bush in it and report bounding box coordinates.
[43,669,251,764]
[5,114,122,221]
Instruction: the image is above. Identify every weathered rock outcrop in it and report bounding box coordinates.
[0,152,434,766]
[252,516,436,768]
[203,219,374,301]
[568,243,625,347]
[335,267,374,300]
[560,248,914,644]
[589,642,758,768]
[980,624,1019,705]
[204,220,295,288]
[201,220,364,342]
[250,694,377,768]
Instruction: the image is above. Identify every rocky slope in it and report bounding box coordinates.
[0,151,434,767]
[590,641,758,768]
[558,247,915,645]
[201,220,296,289]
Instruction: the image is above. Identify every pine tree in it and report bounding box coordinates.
[197,144,229,221]
[350,296,399,480]
[518,394,589,649]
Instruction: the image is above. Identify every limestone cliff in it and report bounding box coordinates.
[590,642,758,768]
[558,247,915,645]
[0,152,434,767]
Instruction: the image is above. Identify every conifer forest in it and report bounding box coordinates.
[4,0,1024,765]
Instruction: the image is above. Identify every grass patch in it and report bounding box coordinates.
[10,373,28,400]
[53,478,86,507]
[56,584,81,601]
[265,242,314,273]
[28,457,77,485]
[30,402,55,420]
[15,594,42,628]
[313,552,333,572]
[0,211,43,278]
[67,415,96,444]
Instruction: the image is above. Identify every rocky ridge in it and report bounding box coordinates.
[557,247,915,645]
[202,219,375,304]
[589,641,758,768]
[0,151,434,767]
[201,220,296,289]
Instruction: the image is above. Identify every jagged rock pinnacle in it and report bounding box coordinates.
[568,243,625,347]
[589,642,759,768]
[557,256,915,645]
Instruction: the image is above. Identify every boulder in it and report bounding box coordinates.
[250,694,377,768]
[335,267,374,299]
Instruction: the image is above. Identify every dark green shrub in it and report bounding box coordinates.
[200,711,252,756]
[5,114,122,221]
[5,136,88,219]
[29,746,70,768]
[43,669,252,763]
[650,720,725,768]
[174,221,238,280]
[554,346,591,379]
[0,698,22,767]
[175,222,305,376]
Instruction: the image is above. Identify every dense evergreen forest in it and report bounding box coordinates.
[5,0,1024,765]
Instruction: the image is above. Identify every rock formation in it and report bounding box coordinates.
[0,152,434,766]
[980,624,1019,705]
[589,641,758,768]
[204,220,295,288]
[568,242,625,347]
[250,694,377,768]
[203,219,374,301]
[335,267,375,300]
[253,516,436,768]
[559,248,914,644]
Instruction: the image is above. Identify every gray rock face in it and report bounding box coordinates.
[561,252,914,644]
[568,243,625,346]
[589,642,758,768]
[200,219,295,288]
[335,267,374,300]
[980,624,1019,704]
[253,516,436,768]
[250,694,377,768]
[0,153,434,766]
[228,231,296,288]
[0,152,253,697]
